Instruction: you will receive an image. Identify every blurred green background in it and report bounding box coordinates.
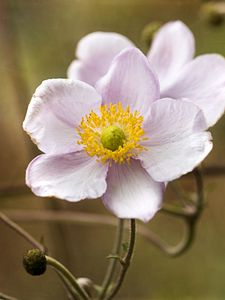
[0,0,225,299]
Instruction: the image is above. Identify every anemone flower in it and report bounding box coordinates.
[68,21,225,128]
[24,48,212,222]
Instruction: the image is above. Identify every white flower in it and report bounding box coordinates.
[68,21,225,128]
[24,48,212,222]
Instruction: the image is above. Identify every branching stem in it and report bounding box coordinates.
[105,219,136,300]
[99,219,124,299]
[46,256,90,300]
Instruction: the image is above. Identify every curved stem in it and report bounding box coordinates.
[2,165,203,260]
[46,256,90,300]
[0,293,19,300]
[106,219,136,300]
[54,268,79,300]
[156,166,204,257]
[99,219,124,300]
[193,166,204,213]
[0,212,45,252]
[161,204,196,218]
[138,220,194,257]
[1,208,196,257]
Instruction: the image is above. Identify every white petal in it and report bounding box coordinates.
[102,159,164,222]
[96,47,160,117]
[140,132,212,182]
[26,151,108,201]
[23,79,102,154]
[68,32,134,86]
[161,54,225,127]
[148,21,195,92]
[142,98,207,147]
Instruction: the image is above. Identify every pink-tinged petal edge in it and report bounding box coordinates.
[161,54,225,127]
[68,32,134,86]
[102,159,164,222]
[140,132,212,182]
[140,98,212,182]
[96,47,160,118]
[26,151,109,202]
[142,98,208,147]
[67,60,102,87]
[148,21,195,92]
[23,79,102,155]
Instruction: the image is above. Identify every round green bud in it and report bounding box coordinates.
[141,21,162,48]
[23,249,47,276]
[101,125,126,151]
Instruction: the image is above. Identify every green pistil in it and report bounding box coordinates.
[101,125,126,151]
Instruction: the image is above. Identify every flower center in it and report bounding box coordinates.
[77,102,146,164]
[101,125,126,151]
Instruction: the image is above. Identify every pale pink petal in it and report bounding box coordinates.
[68,32,134,86]
[140,98,212,181]
[96,47,160,117]
[26,151,108,201]
[142,98,207,147]
[148,21,195,92]
[23,79,102,155]
[67,60,101,87]
[102,159,164,222]
[140,132,212,182]
[161,54,225,127]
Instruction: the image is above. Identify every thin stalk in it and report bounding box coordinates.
[105,219,136,300]
[159,166,204,256]
[1,209,195,256]
[0,212,45,252]
[54,268,79,300]
[0,293,19,300]
[161,204,196,218]
[193,166,204,213]
[46,256,90,300]
[99,219,124,299]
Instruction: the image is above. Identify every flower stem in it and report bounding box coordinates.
[161,204,196,217]
[105,219,136,300]
[156,166,204,257]
[46,256,90,300]
[0,212,45,252]
[0,292,19,300]
[99,219,124,299]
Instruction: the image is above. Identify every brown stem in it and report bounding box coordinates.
[0,212,45,252]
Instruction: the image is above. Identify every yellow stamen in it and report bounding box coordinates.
[77,102,146,164]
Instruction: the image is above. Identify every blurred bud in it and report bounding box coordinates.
[23,249,47,276]
[77,277,94,297]
[201,2,225,26]
[141,21,162,48]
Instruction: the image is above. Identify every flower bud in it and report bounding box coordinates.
[23,249,47,276]
[201,2,225,26]
[77,277,94,297]
[141,21,162,48]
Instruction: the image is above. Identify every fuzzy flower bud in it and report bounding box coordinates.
[77,277,94,297]
[23,249,47,276]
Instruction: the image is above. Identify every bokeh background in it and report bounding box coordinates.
[0,0,225,299]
